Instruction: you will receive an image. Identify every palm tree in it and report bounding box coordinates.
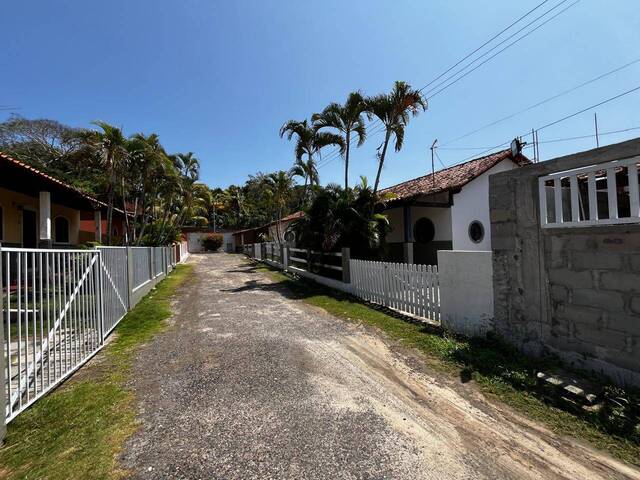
[265,170,294,243]
[289,157,318,192]
[365,81,427,194]
[312,91,367,190]
[89,121,129,245]
[279,119,344,197]
[174,152,200,182]
[127,133,173,244]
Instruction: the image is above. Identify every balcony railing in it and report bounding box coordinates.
[539,156,640,228]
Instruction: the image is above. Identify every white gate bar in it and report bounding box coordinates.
[606,167,618,220]
[629,163,640,218]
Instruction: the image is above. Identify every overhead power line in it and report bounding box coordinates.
[440,57,640,147]
[315,0,572,170]
[421,0,576,99]
[446,84,640,166]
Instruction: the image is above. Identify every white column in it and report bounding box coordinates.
[94,210,102,242]
[39,191,51,242]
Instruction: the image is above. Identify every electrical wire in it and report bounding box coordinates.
[440,57,640,147]
[314,0,571,170]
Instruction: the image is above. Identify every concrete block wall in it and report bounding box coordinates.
[490,138,640,387]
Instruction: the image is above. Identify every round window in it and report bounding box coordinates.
[468,220,485,244]
[284,230,295,243]
[413,218,435,244]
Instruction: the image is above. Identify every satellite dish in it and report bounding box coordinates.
[510,138,521,157]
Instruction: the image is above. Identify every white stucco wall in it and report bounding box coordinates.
[186,231,235,252]
[450,159,519,250]
[385,204,452,243]
[438,250,494,337]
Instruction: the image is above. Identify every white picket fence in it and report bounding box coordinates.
[1,243,188,423]
[350,259,440,322]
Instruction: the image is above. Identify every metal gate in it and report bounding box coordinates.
[2,248,103,421]
[98,247,129,335]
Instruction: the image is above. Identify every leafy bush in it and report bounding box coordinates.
[292,181,390,259]
[201,233,223,251]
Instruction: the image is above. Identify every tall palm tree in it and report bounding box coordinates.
[365,81,427,194]
[89,121,128,245]
[312,91,367,190]
[174,152,200,182]
[289,157,318,192]
[265,170,294,242]
[279,119,344,197]
[127,133,173,244]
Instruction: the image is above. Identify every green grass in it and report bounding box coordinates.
[0,264,194,480]
[256,263,640,467]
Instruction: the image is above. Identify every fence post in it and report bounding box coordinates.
[126,246,134,309]
[148,247,155,284]
[341,247,351,283]
[0,246,6,443]
[261,243,266,261]
[282,245,288,270]
[306,248,311,271]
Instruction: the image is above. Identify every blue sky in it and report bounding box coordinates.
[2,0,639,189]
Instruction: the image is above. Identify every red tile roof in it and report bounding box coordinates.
[380,149,530,202]
[233,211,305,235]
[0,150,126,214]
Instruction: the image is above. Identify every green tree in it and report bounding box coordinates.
[365,81,427,194]
[88,121,129,245]
[265,170,294,242]
[312,91,367,190]
[279,119,344,199]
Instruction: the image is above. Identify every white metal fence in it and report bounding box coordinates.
[539,155,640,228]
[350,260,440,322]
[1,244,187,423]
[2,248,103,421]
[99,247,129,335]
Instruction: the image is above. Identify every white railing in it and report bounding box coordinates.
[2,248,103,421]
[350,260,440,323]
[539,156,640,228]
[98,247,129,335]
[1,243,186,423]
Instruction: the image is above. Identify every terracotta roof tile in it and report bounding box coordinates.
[380,149,530,202]
[0,150,125,214]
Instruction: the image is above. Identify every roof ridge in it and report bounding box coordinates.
[380,148,511,192]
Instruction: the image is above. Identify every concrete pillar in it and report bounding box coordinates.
[94,210,102,242]
[341,247,351,283]
[403,204,413,243]
[149,247,155,285]
[403,242,414,264]
[39,191,52,246]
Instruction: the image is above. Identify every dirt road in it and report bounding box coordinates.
[120,253,639,479]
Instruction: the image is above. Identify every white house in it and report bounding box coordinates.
[380,147,530,264]
[183,227,236,253]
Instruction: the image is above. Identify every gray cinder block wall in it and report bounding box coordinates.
[489,138,640,387]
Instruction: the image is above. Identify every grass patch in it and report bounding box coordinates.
[0,264,194,480]
[256,262,640,466]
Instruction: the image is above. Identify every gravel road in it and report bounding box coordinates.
[120,253,640,479]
